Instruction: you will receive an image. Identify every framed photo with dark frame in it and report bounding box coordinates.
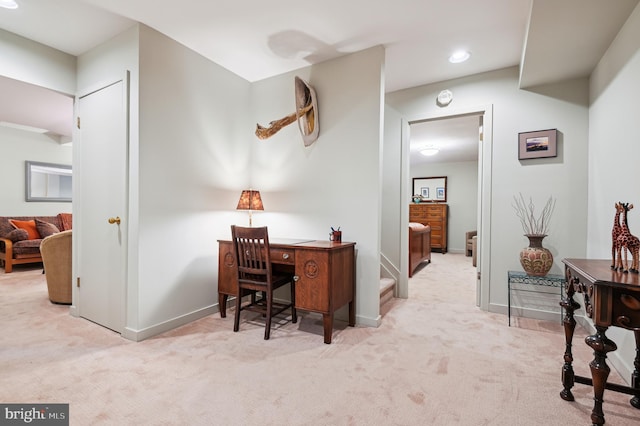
[518,129,557,160]
[412,176,447,203]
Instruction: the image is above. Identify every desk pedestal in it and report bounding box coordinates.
[218,240,356,344]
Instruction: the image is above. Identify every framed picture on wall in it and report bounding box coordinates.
[412,176,447,202]
[518,129,558,160]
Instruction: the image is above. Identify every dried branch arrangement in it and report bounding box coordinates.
[512,193,556,235]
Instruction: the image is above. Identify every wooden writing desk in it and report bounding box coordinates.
[560,258,640,425]
[218,238,356,344]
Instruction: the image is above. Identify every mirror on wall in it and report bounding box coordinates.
[25,161,72,202]
[412,176,447,202]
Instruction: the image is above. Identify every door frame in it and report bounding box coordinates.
[399,104,493,311]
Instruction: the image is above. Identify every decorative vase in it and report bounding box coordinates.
[519,234,553,276]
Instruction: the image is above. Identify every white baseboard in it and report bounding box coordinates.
[121,305,217,342]
[357,314,381,327]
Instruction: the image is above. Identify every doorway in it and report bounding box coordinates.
[399,105,493,311]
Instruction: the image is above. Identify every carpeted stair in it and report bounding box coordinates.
[379,277,395,308]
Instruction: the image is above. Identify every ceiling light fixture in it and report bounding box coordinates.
[0,0,18,9]
[420,147,439,156]
[449,50,470,64]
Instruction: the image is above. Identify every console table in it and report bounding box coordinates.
[560,258,640,425]
[507,270,565,326]
[218,238,356,344]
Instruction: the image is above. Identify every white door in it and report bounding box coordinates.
[77,78,128,333]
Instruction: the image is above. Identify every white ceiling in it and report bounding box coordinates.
[1,0,638,162]
[410,115,481,166]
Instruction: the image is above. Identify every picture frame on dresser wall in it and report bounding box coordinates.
[518,129,557,160]
[412,176,447,202]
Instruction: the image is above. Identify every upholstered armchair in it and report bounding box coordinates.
[40,230,72,304]
[466,230,477,257]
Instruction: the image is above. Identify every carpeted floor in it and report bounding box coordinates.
[1,255,639,425]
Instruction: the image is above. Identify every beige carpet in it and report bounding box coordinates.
[2,255,639,425]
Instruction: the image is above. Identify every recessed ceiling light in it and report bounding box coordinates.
[0,0,18,9]
[449,50,471,64]
[420,147,439,156]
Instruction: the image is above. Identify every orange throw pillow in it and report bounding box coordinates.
[8,219,40,240]
[57,213,72,231]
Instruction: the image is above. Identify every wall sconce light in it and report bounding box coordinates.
[236,189,264,226]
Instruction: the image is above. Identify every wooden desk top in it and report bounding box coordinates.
[563,258,640,289]
[218,238,356,250]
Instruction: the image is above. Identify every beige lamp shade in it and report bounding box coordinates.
[236,190,264,211]
[236,190,263,226]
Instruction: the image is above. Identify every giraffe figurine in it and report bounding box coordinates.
[615,203,640,273]
[612,202,625,269]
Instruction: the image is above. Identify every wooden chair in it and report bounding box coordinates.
[231,225,297,339]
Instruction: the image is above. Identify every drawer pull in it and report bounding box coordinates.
[293,275,299,282]
[283,253,290,260]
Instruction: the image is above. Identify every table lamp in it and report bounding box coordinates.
[236,189,264,226]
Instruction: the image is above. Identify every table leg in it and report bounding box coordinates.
[323,313,333,344]
[560,279,581,401]
[631,330,640,409]
[508,276,511,326]
[219,293,228,318]
[585,325,617,426]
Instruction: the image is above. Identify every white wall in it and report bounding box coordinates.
[250,46,386,327]
[0,127,72,216]
[411,161,478,253]
[78,24,252,337]
[381,105,404,280]
[387,67,590,315]
[0,29,75,216]
[0,28,75,95]
[76,25,142,336]
[587,2,640,383]
[135,25,251,333]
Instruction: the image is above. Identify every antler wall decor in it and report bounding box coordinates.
[255,76,319,146]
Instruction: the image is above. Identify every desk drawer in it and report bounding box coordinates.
[271,248,295,265]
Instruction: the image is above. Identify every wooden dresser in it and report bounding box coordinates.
[409,203,448,253]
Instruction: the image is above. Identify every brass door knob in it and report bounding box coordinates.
[108,216,121,225]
